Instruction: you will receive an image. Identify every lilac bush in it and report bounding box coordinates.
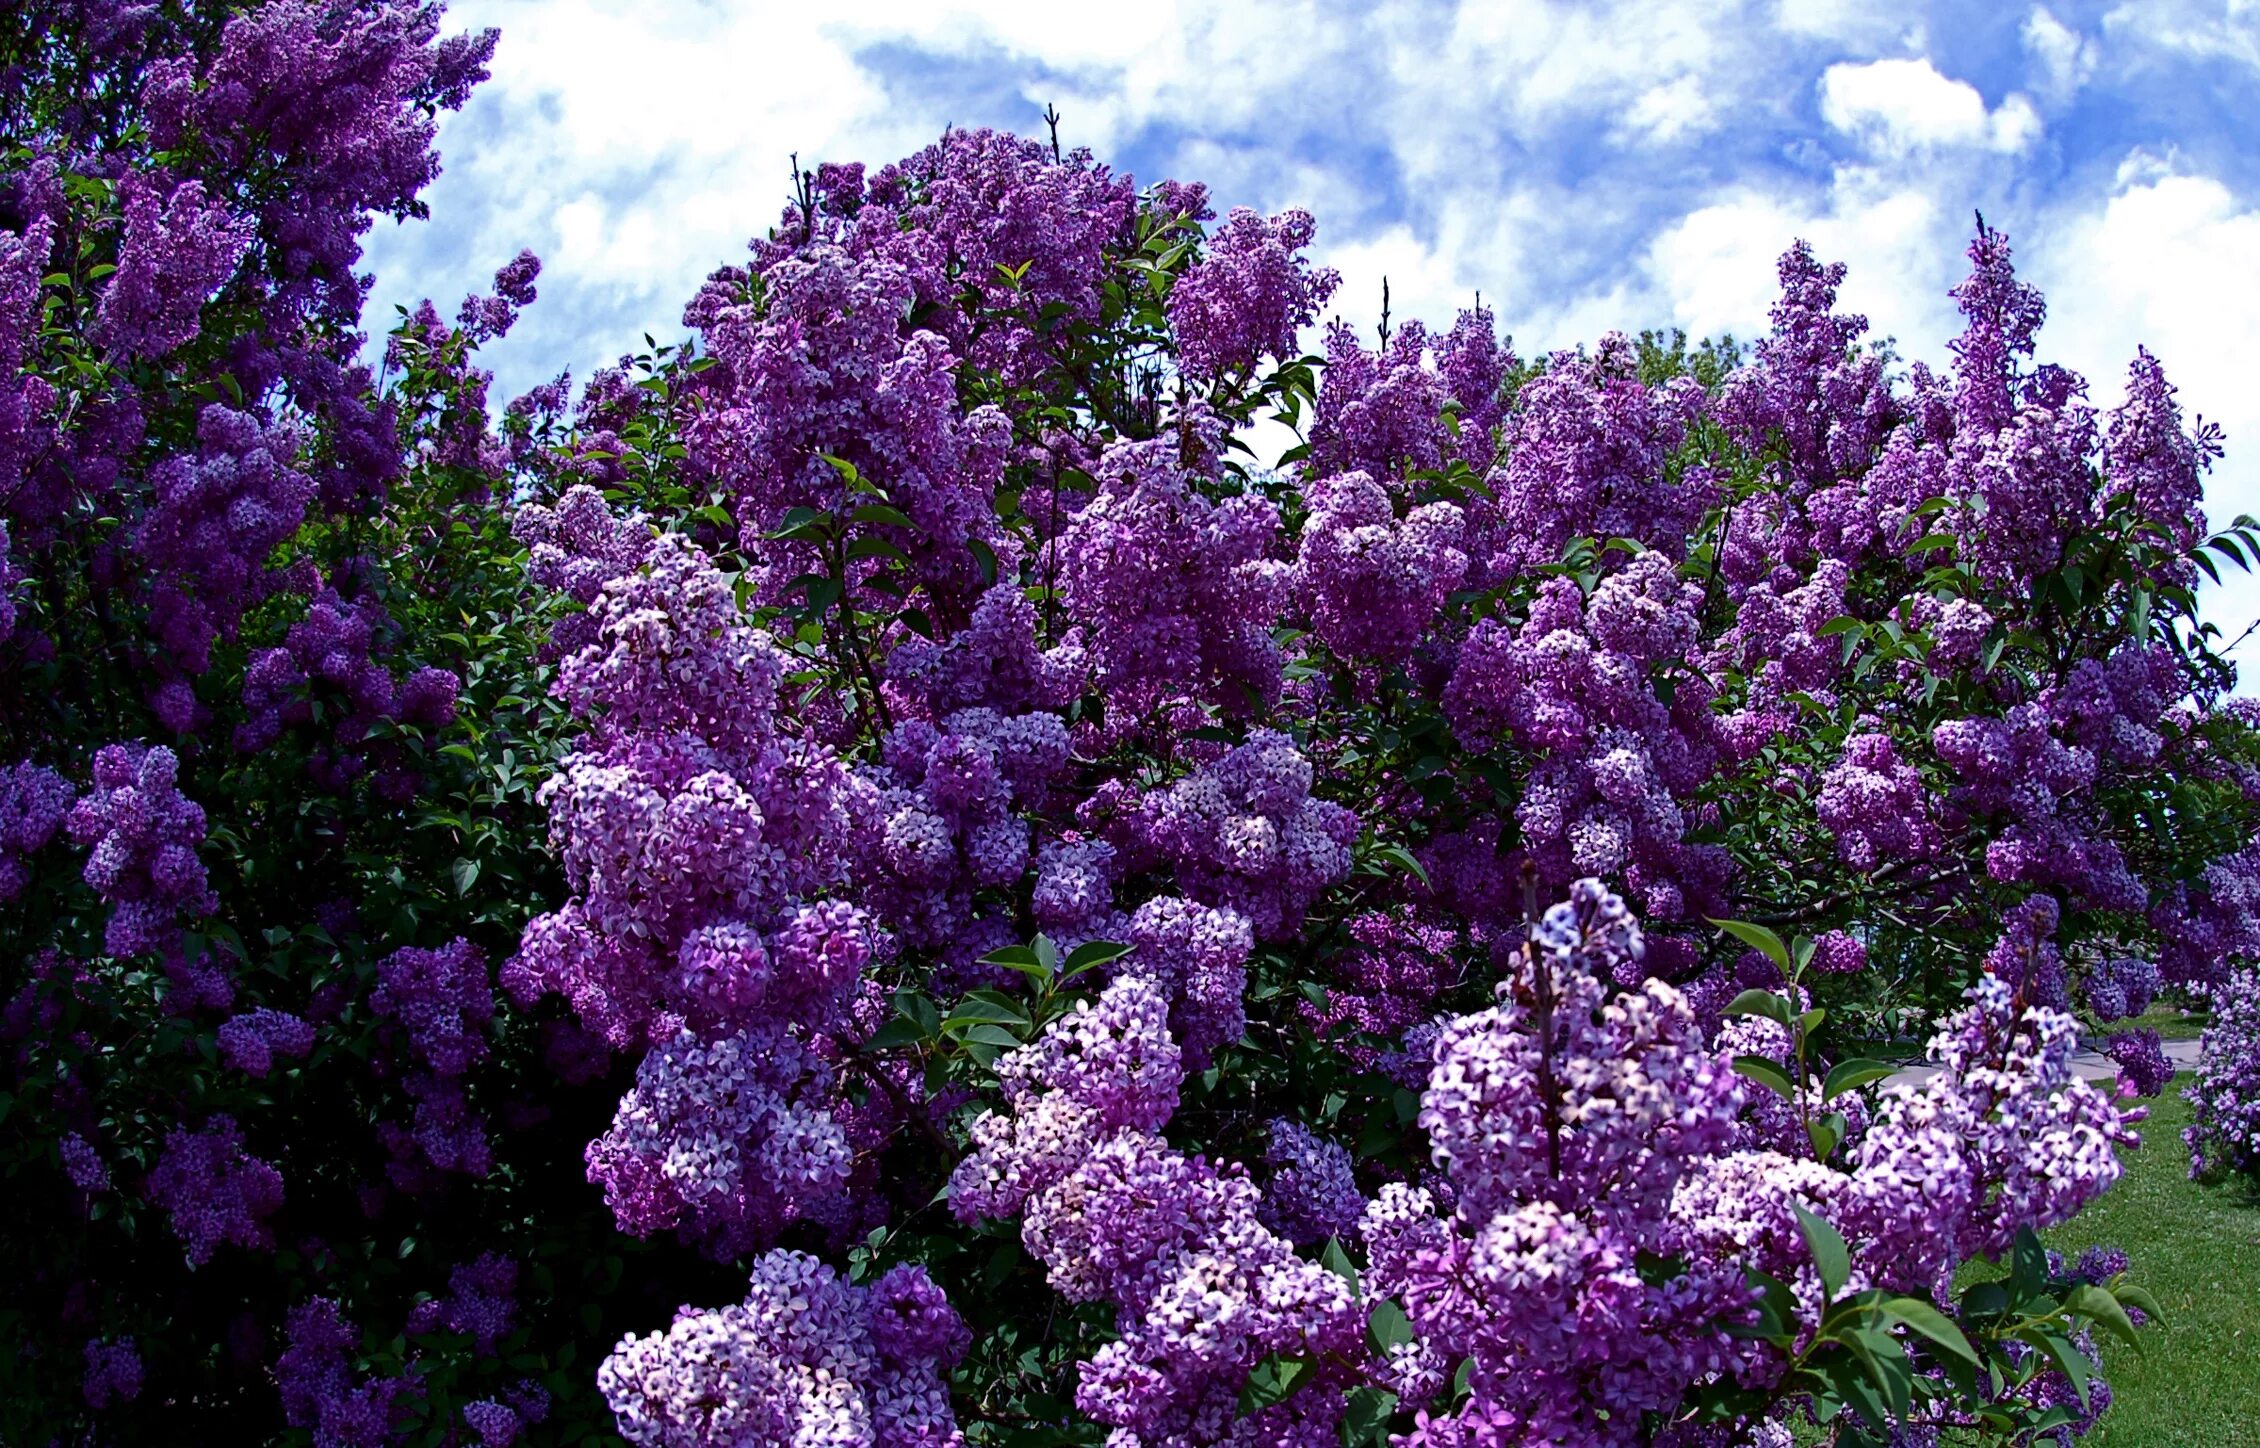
[0,4,2249,1445]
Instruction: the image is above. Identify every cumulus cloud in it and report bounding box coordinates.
[1818,58,2041,154]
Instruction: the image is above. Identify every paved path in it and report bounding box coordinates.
[1886,1035,2202,1088]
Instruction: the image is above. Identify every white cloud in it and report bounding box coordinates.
[1819,58,2041,154]
[2101,0,2260,70]
[2022,7,2097,103]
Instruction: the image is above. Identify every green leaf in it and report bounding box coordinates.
[1320,1237,1359,1290]
[1880,1296,1979,1365]
[1368,1297,1415,1352]
[957,1023,1025,1049]
[1721,988,1795,1029]
[450,857,479,896]
[1823,1059,1897,1100]
[2113,1283,2166,1327]
[1733,1054,1797,1100]
[2065,1283,2144,1354]
[1063,939,1134,977]
[1342,1386,1398,1446]
[1795,1204,1852,1301]
[1708,918,1792,973]
[1374,843,1431,887]
[1807,1111,1848,1161]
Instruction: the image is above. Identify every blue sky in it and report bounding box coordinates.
[366,0,2260,662]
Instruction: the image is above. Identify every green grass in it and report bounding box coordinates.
[2040,1081,2260,1447]
[2125,1003,2212,1042]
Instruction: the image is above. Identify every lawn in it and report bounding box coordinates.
[2040,1082,2260,1447]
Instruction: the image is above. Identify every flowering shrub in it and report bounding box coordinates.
[2187,968,2260,1181]
[1,4,2251,1446]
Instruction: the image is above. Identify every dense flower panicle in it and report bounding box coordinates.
[1295,470,1468,663]
[60,1131,110,1193]
[145,1115,285,1266]
[1301,909,1461,1067]
[2105,1029,2171,1098]
[64,743,216,957]
[95,175,252,360]
[557,534,788,758]
[1125,729,1359,945]
[2186,967,2260,1179]
[1373,882,1751,1446]
[277,1297,419,1448]
[0,760,72,899]
[1817,732,1936,870]
[956,980,1360,1448]
[1420,882,1742,1226]
[405,1253,519,1353]
[1466,335,1711,585]
[585,1026,856,1257]
[690,240,1014,604]
[1716,241,1896,502]
[512,483,654,660]
[1167,206,1338,380]
[2084,955,2160,1023]
[133,405,313,685]
[1841,976,2134,1283]
[81,1338,143,1410]
[373,939,491,1077]
[1052,427,1291,721]
[219,1008,317,1076]
[597,1251,966,1448]
[2103,348,2217,558]
[884,582,1087,717]
[1260,1119,1364,1244]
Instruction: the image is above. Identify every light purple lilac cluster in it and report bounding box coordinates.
[950,975,1363,1448]
[2186,967,2260,1179]
[1166,206,1338,380]
[1052,425,1291,725]
[63,743,216,958]
[1308,307,1510,481]
[1294,470,1468,665]
[597,1251,967,1448]
[1443,555,1728,923]
[1366,881,1752,1448]
[1349,880,2140,1445]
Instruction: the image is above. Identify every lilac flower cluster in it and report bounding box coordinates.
[1817,732,1936,870]
[1443,556,1726,921]
[218,1008,316,1077]
[598,1251,966,1448]
[95,175,252,361]
[0,760,72,900]
[1294,470,1468,664]
[1053,425,1291,723]
[144,1115,285,1267]
[1308,307,1510,481]
[2186,968,2260,1179]
[133,405,313,694]
[1128,728,1358,941]
[277,1297,418,1448]
[1366,882,1750,1446]
[237,587,461,794]
[371,938,494,1183]
[81,1337,143,1410]
[1166,206,1338,380]
[951,975,1363,1448]
[1465,335,1711,585]
[63,743,216,958]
